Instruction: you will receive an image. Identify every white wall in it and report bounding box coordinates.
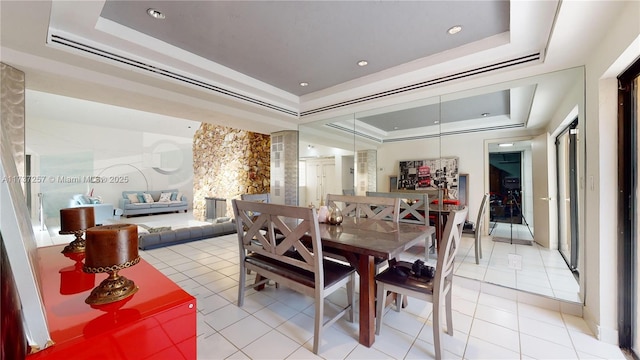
[376,128,539,227]
[25,91,198,222]
[582,0,640,344]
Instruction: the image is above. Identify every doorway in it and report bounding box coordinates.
[618,57,639,356]
[489,151,523,225]
[556,119,580,272]
[303,158,338,207]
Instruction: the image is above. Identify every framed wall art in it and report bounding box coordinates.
[397,157,460,199]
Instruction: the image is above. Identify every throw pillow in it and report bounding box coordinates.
[137,194,145,203]
[127,193,139,203]
[170,192,178,201]
[148,226,171,233]
[89,197,102,204]
[143,193,154,203]
[76,194,91,205]
[176,191,184,201]
[159,192,172,202]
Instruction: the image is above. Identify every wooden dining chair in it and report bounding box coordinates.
[240,193,271,203]
[326,194,400,222]
[325,194,401,270]
[232,199,356,355]
[240,193,277,276]
[375,206,469,360]
[464,193,490,264]
[366,192,435,259]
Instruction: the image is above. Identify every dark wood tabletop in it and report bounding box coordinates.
[428,203,466,251]
[316,216,435,347]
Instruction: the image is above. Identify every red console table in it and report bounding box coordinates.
[27,245,196,359]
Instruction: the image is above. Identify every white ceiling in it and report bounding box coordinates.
[0,1,628,135]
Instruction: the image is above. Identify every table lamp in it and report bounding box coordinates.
[83,224,140,305]
[59,207,95,254]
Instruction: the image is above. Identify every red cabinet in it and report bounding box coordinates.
[28,245,196,359]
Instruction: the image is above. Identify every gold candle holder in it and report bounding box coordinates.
[59,252,95,295]
[59,207,95,254]
[83,224,140,305]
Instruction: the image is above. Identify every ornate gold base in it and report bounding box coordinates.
[85,271,138,306]
[61,231,86,254]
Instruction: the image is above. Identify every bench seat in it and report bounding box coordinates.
[245,252,355,289]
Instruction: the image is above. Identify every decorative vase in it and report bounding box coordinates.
[327,205,343,225]
[317,205,329,223]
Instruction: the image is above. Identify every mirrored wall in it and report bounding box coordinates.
[298,66,585,303]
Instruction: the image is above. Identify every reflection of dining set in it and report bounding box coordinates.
[232,193,469,356]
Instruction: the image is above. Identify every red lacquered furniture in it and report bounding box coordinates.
[27,245,196,360]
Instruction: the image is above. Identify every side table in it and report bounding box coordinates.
[27,245,196,359]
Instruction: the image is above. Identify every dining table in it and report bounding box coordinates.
[316,216,435,347]
[429,203,466,252]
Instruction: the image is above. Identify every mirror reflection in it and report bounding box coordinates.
[298,66,584,303]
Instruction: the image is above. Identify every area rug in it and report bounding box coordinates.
[492,237,533,246]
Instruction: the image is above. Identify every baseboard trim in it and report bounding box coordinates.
[455,275,583,317]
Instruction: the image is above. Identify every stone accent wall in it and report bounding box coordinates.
[192,124,270,221]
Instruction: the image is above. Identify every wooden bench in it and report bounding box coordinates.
[232,199,355,355]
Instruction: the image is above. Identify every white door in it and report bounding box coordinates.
[531,132,553,248]
[304,159,337,207]
[322,162,338,201]
[305,162,320,207]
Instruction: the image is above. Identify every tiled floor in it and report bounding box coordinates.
[36,212,623,359]
[454,222,581,303]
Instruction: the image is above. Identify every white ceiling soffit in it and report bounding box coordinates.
[44,0,557,119]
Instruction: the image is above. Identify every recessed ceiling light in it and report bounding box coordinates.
[147,8,166,19]
[434,120,440,124]
[300,82,309,87]
[447,25,462,35]
[393,126,399,130]
[357,60,368,67]
[481,112,490,117]
[499,143,514,147]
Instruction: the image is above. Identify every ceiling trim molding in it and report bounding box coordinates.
[326,121,525,144]
[324,123,383,143]
[47,31,541,123]
[300,53,542,118]
[382,123,526,143]
[48,34,299,117]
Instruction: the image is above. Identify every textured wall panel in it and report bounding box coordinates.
[0,63,26,178]
[270,130,298,206]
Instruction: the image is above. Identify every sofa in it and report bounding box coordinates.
[69,194,114,225]
[137,218,236,250]
[119,189,188,217]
